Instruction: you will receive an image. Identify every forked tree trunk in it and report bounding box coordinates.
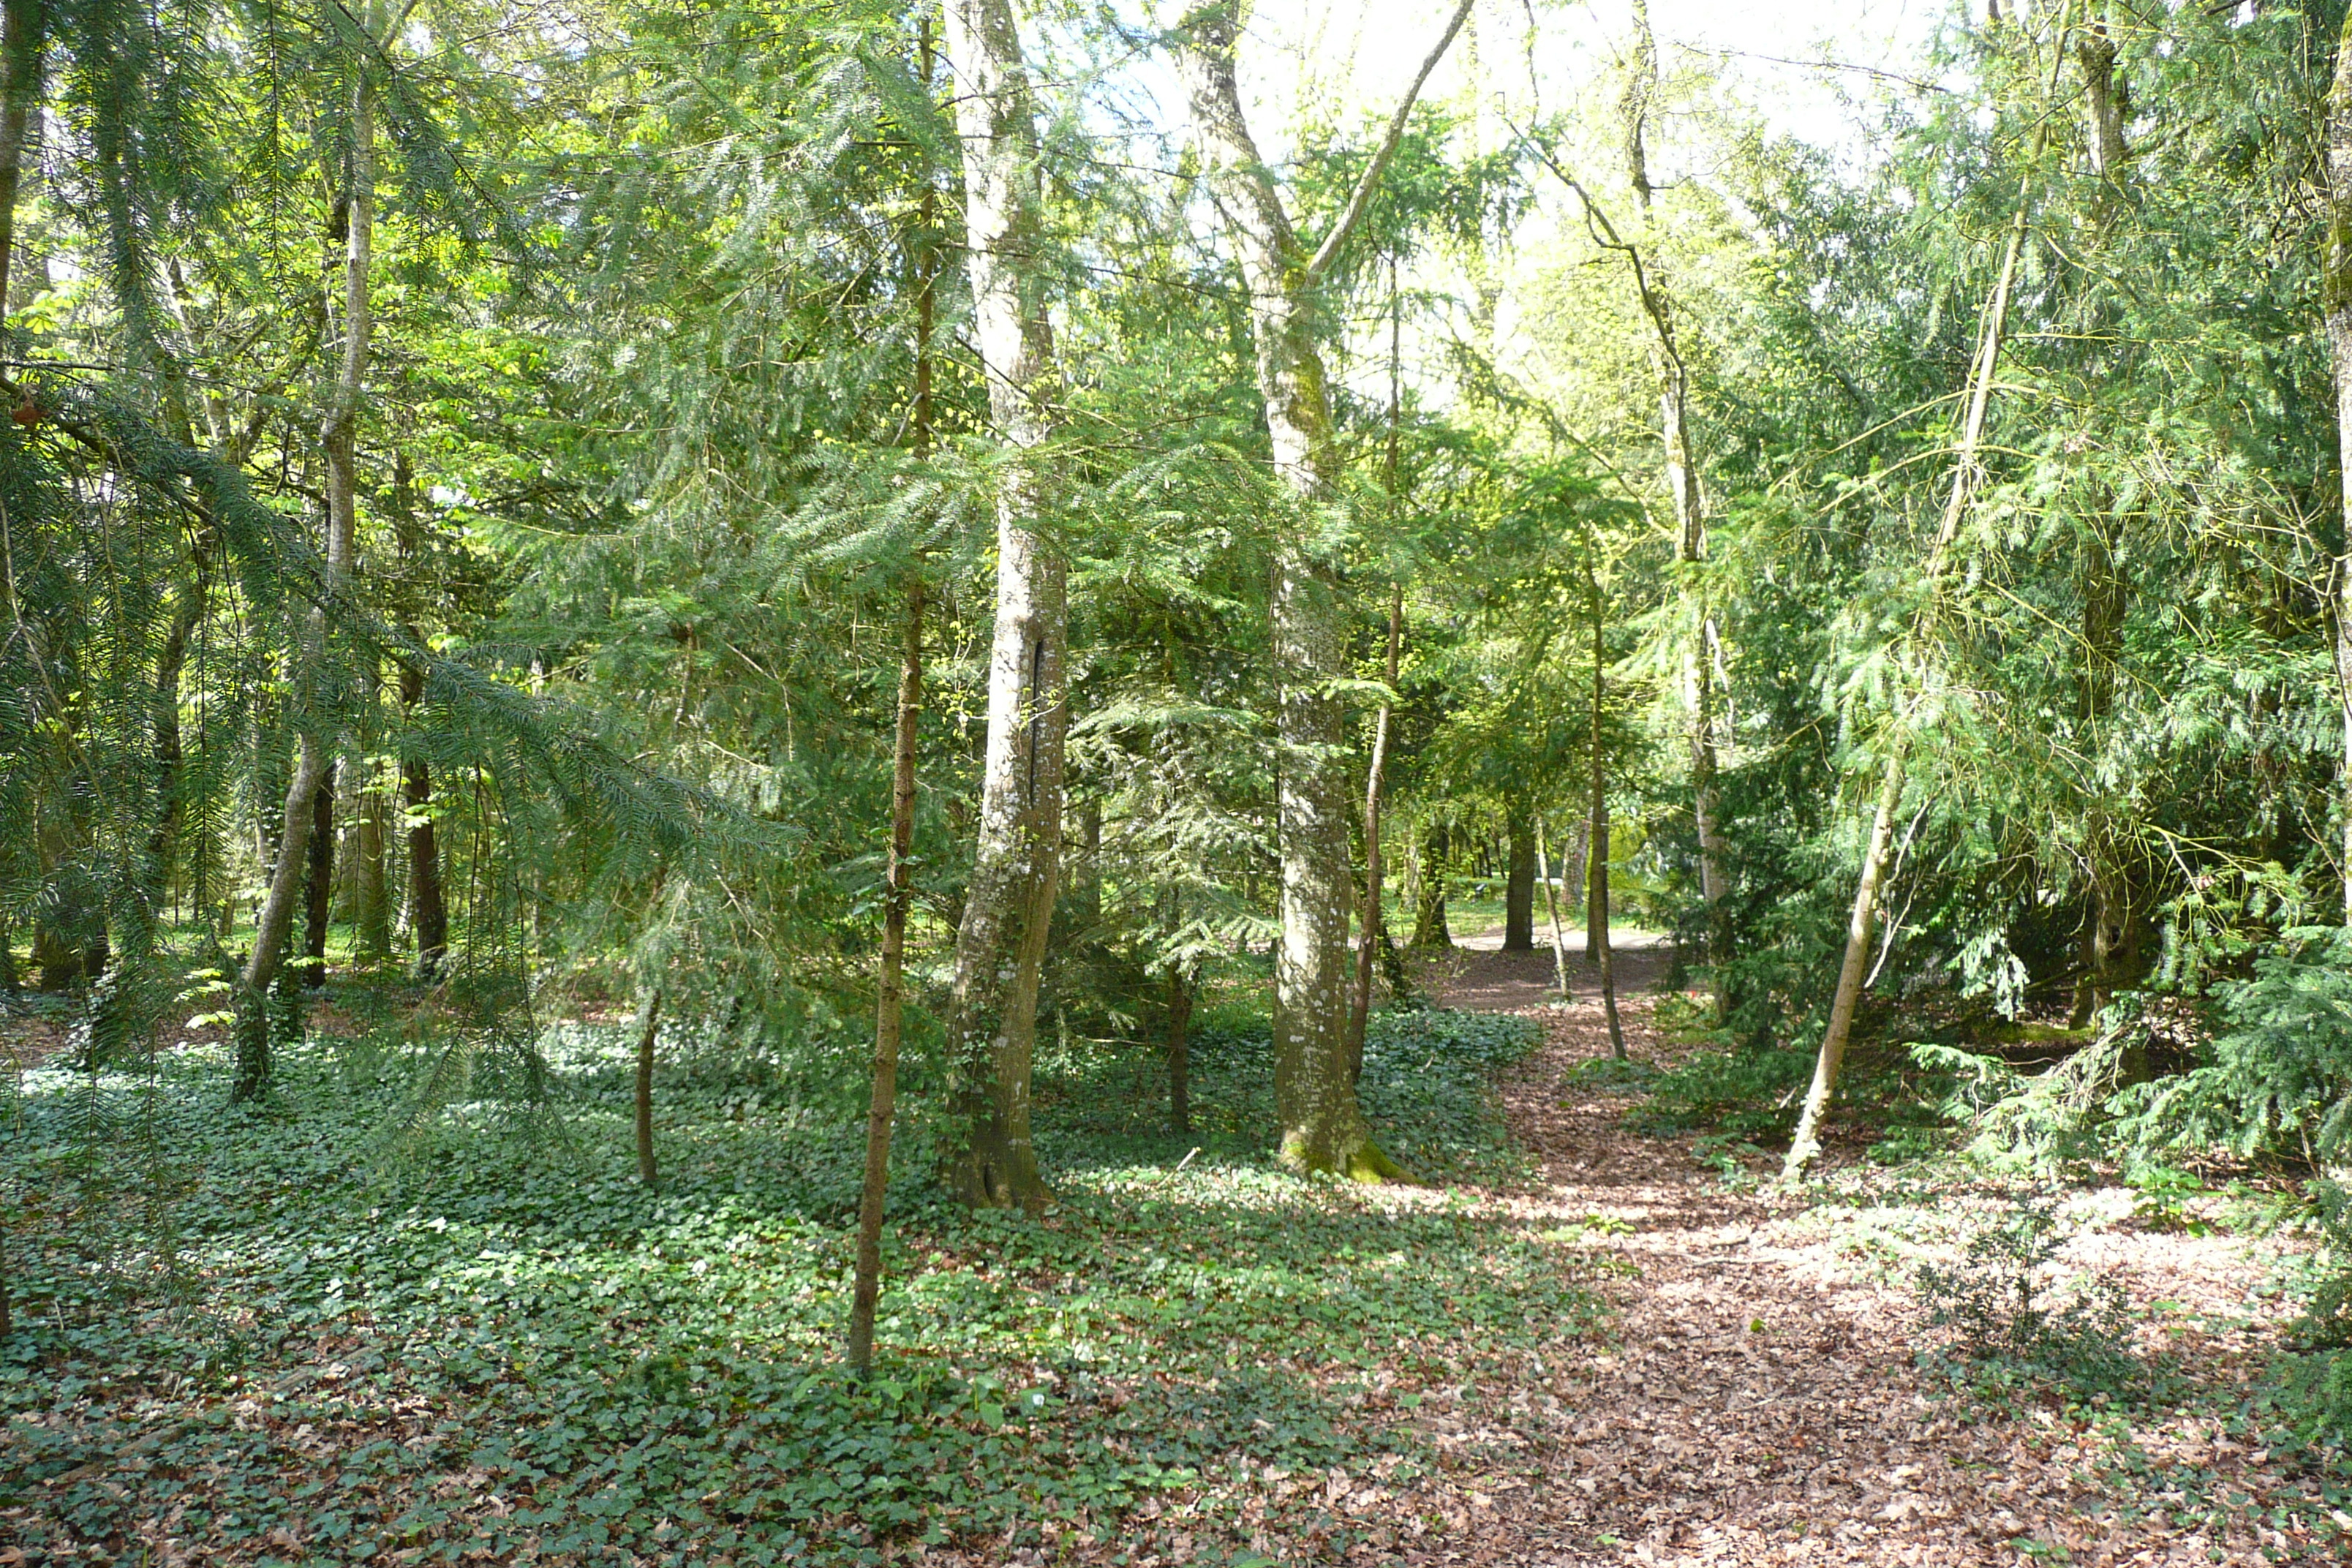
[1783,18,2067,1178]
[2326,13,2352,927]
[941,0,1064,1211]
[1177,0,1469,1179]
[234,77,374,1100]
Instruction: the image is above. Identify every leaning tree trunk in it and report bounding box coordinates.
[233,76,374,1100]
[1176,0,1469,1179]
[2326,12,2352,927]
[941,0,1063,1210]
[1783,18,2066,1178]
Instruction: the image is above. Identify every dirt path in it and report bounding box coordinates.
[1406,943,2319,1567]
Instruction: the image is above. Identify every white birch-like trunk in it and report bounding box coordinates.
[942,0,1064,1209]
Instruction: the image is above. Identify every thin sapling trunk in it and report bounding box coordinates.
[850,585,925,1369]
[634,988,662,1185]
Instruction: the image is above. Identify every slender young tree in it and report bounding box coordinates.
[1588,589,1625,1058]
[851,31,938,1356]
[1174,0,1472,1178]
[2326,10,2352,927]
[1782,9,2072,1180]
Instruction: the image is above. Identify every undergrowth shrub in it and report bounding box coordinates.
[1624,1045,1812,1141]
[1912,1199,2151,1411]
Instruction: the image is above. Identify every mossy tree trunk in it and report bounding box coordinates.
[1175,0,1473,1180]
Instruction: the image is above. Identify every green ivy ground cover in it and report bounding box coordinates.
[0,1003,1601,1564]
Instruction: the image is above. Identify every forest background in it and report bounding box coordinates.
[9,0,2352,1561]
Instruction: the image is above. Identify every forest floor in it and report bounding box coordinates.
[4,941,2349,1566]
[1400,935,2347,1566]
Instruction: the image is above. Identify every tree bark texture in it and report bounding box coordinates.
[942,0,1063,1210]
[0,0,44,323]
[1589,604,1624,1058]
[1504,806,1536,951]
[1783,739,1907,1176]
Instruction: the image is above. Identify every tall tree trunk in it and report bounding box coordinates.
[2326,12,2352,927]
[0,0,43,324]
[1782,19,2068,1180]
[233,78,374,1099]
[1504,806,1537,951]
[1589,600,1625,1058]
[633,987,663,1183]
[301,761,335,987]
[1166,961,1192,1137]
[1411,820,1451,947]
[941,0,1064,1212]
[1176,0,1469,1179]
[1349,585,1402,1078]
[1616,0,1728,984]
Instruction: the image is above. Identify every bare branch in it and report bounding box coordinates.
[1302,0,1476,285]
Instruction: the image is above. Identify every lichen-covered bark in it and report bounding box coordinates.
[942,0,1063,1210]
[1177,1,1471,1180]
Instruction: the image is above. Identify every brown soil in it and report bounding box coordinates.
[1382,941,2331,1566]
